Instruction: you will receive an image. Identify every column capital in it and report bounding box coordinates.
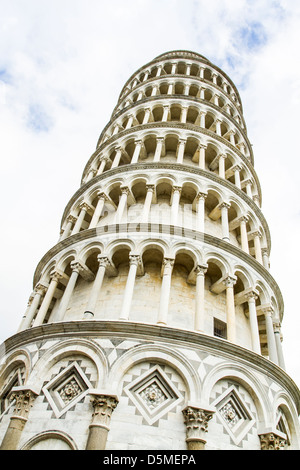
[171,185,182,194]
[80,202,93,213]
[198,142,207,150]
[145,183,155,192]
[96,191,108,201]
[49,271,63,283]
[120,186,130,195]
[89,392,119,430]
[9,387,39,421]
[219,201,231,210]
[182,405,214,445]
[195,264,208,276]
[129,254,143,268]
[195,191,207,201]
[239,214,249,223]
[162,258,175,274]
[70,261,82,274]
[66,214,77,224]
[259,432,287,450]
[97,255,111,268]
[223,275,237,288]
[245,289,258,302]
[34,282,48,296]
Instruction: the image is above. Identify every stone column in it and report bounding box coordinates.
[245,291,261,354]
[142,108,151,125]
[194,265,208,332]
[198,144,206,169]
[215,119,222,136]
[19,284,47,330]
[72,203,91,235]
[180,106,188,123]
[182,406,214,450]
[196,192,207,233]
[141,184,155,223]
[171,186,182,225]
[89,192,108,229]
[274,323,286,370]
[233,165,241,189]
[111,146,122,169]
[55,262,81,322]
[97,156,110,175]
[223,275,237,343]
[176,138,186,164]
[239,216,249,254]
[33,272,62,327]
[220,203,230,241]
[0,387,38,450]
[125,114,134,129]
[131,139,142,164]
[153,137,164,162]
[262,248,270,270]
[259,432,286,450]
[245,179,253,198]
[199,111,206,127]
[119,255,141,320]
[85,392,119,450]
[264,307,279,364]
[162,105,169,121]
[253,231,263,264]
[60,215,77,241]
[218,154,226,178]
[115,186,129,223]
[157,258,174,325]
[84,256,110,319]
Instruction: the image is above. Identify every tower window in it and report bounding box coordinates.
[214,318,227,339]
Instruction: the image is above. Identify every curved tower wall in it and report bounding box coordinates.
[0,50,299,451]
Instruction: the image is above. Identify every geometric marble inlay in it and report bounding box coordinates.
[42,362,92,418]
[212,385,255,445]
[124,365,183,425]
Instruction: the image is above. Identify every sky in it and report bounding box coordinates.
[1,0,300,389]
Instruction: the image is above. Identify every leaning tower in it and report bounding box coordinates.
[0,50,299,451]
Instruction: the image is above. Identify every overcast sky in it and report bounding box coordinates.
[1,0,300,388]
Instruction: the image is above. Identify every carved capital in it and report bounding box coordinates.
[80,202,92,213]
[129,254,142,267]
[195,264,208,276]
[223,275,237,288]
[90,393,119,430]
[259,432,286,450]
[66,214,77,224]
[10,388,38,421]
[97,256,111,268]
[195,191,207,201]
[182,406,214,443]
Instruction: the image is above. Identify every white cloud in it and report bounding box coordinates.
[1,0,300,388]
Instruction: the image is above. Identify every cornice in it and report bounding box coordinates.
[32,222,282,317]
[1,320,298,412]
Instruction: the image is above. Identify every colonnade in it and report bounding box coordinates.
[120,57,240,111]
[59,185,266,267]
[84,137,257,205]
[19,250,284,369]
[111,92,244,143]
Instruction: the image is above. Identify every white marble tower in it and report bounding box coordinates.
[0,50,299,450]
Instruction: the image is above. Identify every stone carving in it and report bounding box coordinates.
[59,377,82,405]
[259,432,286,450]
[182,406,214,440]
